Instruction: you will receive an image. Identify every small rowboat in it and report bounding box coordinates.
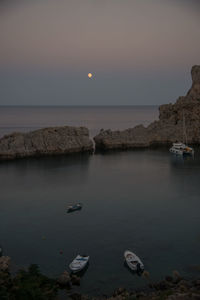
[124,250,144,273]
[67,203,82,213]
[69,255,89,273]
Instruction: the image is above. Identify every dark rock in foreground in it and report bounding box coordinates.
[94,65,200,150]
[0,126,93,160]
[0,257,200,300]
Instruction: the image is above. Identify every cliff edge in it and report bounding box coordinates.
[0,126,93,160]
[94,65,200,150]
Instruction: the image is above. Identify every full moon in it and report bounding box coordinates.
[88,73,93,78]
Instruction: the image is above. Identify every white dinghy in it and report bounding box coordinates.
[69,255,89,273]
[124,250,144,273]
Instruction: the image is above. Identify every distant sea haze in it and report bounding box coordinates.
[0,106,159,138]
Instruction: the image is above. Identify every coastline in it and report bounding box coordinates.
[0,256,200,299]
[0,65,200,160]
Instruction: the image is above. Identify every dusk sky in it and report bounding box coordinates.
[0,0,199,105]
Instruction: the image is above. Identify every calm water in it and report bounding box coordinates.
[0,107,200,296]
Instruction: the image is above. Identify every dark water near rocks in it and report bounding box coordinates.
[0,106,200,296]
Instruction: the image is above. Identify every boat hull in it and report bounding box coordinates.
[124,250,144,272]
[69,255,89,273]
[169,143,194,156]
[67,203,82,213]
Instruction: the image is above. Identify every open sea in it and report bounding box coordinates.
[1,106,200,296]
[0,105,158,138]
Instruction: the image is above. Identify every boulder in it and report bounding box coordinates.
[0,126,93,160]
[0,256,11,272]
[57,271,71,288]
[94,65,200,150]
[69,292,82,300]
[113,287,126,296]
[165,276,174,282]
[70,274,80,286]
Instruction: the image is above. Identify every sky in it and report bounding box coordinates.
[0,0,199,105]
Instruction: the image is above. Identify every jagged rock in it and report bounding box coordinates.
[154,280,173,290]
[69,292,82,300]
[190,294,200,299]
[167,293,200,300]
[166,276,174,282]
[172,270,183,284]
[0,126,93,160]
[57,271,71,288]
[178,280,192,288]
[0,256,11,272]
[193,280,200,286]
[113,287,126,296]
[94,65,200,150]
[70,274,81,286]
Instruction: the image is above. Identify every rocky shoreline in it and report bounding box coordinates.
[0,126,93,160]
[94,65,200,150]
[0,256,200,300]
[0,65,200,160]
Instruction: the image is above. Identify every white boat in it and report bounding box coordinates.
[169,142,194,156]
[124,250,144,272]
[69,255,89,273]
[169,111,194,156]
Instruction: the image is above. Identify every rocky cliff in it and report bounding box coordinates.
[94,65,200,150]
[0,126,93,160]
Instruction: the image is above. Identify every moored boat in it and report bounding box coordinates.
[169,111,194,156]
[69,255,89,273]
[67,203,82,213]
[169,142,194,156]
[124,250,144,273]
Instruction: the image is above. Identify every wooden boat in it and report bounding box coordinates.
[124,250,144,273]
[69,255,89,273]
[67,203,82,213]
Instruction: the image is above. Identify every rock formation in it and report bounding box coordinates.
[57,271,71,288]
[0,256,10,272]
[0,126,93,160]
[94,65,200,150]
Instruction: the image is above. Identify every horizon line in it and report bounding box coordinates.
[0,104,160,107]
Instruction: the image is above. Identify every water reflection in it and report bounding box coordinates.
[0,153,91,187]
[1,149,200,295]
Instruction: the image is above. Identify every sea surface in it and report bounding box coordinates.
[0,106,200,296]
[0,105,158,137]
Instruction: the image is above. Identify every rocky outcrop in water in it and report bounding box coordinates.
[94,65,200,150]
[0,126,93,160]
